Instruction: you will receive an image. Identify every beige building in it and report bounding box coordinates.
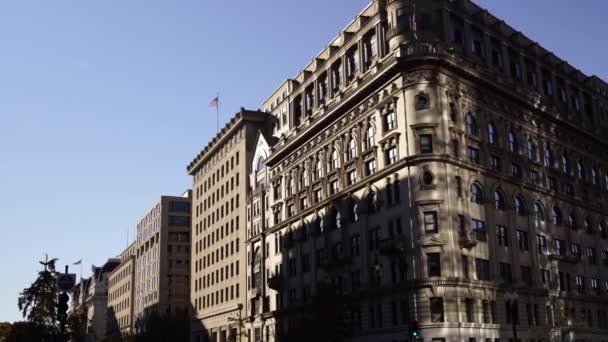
[76,259,120,342]
[133,191,192,332]
[241,0,608,342]
[106,242,137,339]
[188,109,274,342]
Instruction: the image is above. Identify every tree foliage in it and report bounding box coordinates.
[17,257,59,336]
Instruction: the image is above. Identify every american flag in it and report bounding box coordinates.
[209,96,219,108]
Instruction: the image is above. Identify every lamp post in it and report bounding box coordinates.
[505,291,519,342]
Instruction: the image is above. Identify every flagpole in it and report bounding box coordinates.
[216,92,220,133]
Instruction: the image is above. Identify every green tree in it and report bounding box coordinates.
[0,322,12,341]
[5,322,44,342]
[17,257,59,339]
[67,307,87,342]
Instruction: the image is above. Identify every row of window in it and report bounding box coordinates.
[194,284,240,310]
[193,261,240,293]
[463,113,608,187]
[449,14,604,125]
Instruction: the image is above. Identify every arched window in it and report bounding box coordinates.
[256,156,266,172]
[470,183,483,204]
[352,204,359,222]
[335,210,343,229]
[514,196,526,216]
[527,139,537,161]
[365,125,375,149]
[329,148,339,171]
[533,202,544,223]
[551,207,562,225]
[487,123,497,145]
[347,138,357,160]
[315,159,323,179]
[544,146,553,168]
[568,212,577,227]
[367,191,378,213]
[493,191,505,210]
[562,154,570,175]
[465,113,478,136]
[577,160,585,180]
[508,132,518,153]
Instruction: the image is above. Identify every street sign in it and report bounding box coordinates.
[57,273,76,292]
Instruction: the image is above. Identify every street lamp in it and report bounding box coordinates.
[505,291,519,342]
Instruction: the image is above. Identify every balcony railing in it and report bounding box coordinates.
[459,231,478,249]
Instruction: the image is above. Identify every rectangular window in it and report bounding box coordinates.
[427,253,441,277]
[467,146,480,164]
[347,170,357,186]
[386,146,398,165]
[554,239,565,256]
[511,163,522,178]
[472,219,487,241]
[500,262,512,284]
[536,234,547,255]
[430,297,444,322]
[516,230,529,251]
[475,258,491,281]
[424,211,438,234]
[490,155,501,171]
[420,135,433,154]
[465,298,475,322]
[365,159,377,176]
[496,225,509,247]
[462,255,469,279]
[383,112,396,131]
[521,266,532,286]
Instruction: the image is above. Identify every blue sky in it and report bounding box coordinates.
[0,0,605,322]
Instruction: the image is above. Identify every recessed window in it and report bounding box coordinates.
[423,211,438,234]
[365,159,377,176]
[430,297,444,322]
[386,146,398,165]
[467,146,480,164]
[507,132,518,153]
[487,123,497,145]
[470,183,483,204]
[420,135,433,154]
[383,112,396,131]
[427,253,441,277]
[465,113,477,136]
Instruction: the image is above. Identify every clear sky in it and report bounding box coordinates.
[0,0,605,322]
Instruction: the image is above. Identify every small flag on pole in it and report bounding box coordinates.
[73,259,82,265]
[209,96,219,108]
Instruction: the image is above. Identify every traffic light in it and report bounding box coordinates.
[410,320,420,339]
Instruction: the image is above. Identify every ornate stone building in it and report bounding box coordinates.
[241,0,608,341]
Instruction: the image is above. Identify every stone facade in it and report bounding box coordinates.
[188,110,275,342]
[106,242,137,339]
[240,0,608,342]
